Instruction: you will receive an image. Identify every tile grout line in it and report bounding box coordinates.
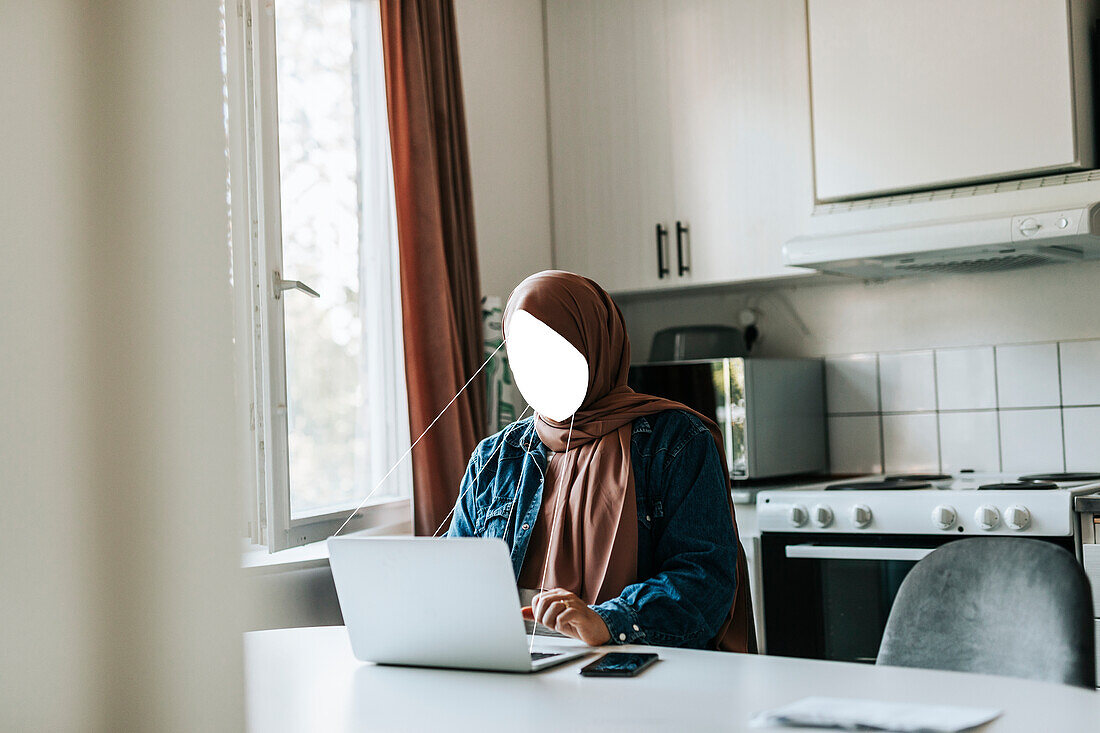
[875,353,886,474]
[992,345,1003,472]
[826,405,1080,418]
[932,350,943,473]
[823,336,1100,361]
[1057,342,1067,472]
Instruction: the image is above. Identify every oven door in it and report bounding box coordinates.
[760,532,1073,664]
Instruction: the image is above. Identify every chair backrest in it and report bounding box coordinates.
[877,538,1095,688]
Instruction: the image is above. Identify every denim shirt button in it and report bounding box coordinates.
[645,515,651,522]
[632,624,640,631]
[521,523,530,530]
[618,633,626,642]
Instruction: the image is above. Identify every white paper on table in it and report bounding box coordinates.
[749,696,1002,732]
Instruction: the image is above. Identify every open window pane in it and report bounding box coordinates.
[274,0,404,520]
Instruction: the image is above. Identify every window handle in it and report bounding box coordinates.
[272,271,320,299]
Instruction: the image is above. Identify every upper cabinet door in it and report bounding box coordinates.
[808,0,1093,202]
[545,0,676,293]
[665,0,814,286]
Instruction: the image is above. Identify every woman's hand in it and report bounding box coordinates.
[531,588,611,646]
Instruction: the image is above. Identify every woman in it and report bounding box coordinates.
[446,271,755,652]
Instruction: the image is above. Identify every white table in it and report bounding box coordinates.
[245,626,1099,732]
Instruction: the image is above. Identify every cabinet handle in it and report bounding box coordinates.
[655,223,670,278]
[676,221,690,276]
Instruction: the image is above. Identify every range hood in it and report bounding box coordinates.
[787,0,1100,278]
[785,197,1100,279]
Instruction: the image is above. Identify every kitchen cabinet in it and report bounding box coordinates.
[544,0,815,293]
[544,0,675,294]
[806,0,1094,202]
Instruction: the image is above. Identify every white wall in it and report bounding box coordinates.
[455,0,555,300]
[2,4,96,728]
[617,260,1100,361]
[1,2,244,729]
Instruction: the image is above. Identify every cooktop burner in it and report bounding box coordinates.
[1018,472,1100,483]
[826,480,932,491]
[885,473,952,482]
[979,481,1059,490]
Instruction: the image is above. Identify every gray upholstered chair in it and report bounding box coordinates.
[876,537,1095,688]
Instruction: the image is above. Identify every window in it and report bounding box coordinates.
[226,0,411,552]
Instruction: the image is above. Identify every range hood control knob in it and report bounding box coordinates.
[1005,505,1031,530]
[975,505,1000,531]
[788,505,808,528]
[812,504,834,528]
[851,504,872,528]
[931,505,957,530]
[1019,218,1041,237]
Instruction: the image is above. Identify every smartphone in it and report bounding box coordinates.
[579,652,659,677]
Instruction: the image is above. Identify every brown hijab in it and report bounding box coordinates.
[503,271,755,653]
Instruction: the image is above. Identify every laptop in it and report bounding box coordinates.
[327,536,591,673]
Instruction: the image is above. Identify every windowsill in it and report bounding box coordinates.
[241,508,414,575]
[241,538,334,574]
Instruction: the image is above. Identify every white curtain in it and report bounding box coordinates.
[353,0,413,505]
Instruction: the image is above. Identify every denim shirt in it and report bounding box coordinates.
[446,409,739,649]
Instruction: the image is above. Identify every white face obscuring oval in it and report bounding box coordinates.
[506,309,588,422]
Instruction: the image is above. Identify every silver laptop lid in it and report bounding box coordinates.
[327,537,534,672]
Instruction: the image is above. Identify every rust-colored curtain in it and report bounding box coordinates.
[380,0,486,535]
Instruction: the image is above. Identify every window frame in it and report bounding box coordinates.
[226,0,412,552]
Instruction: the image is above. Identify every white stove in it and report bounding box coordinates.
[756,470,1100,663]
[757,471,1100,537]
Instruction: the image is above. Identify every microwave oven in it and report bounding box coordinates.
[626,358,826,480]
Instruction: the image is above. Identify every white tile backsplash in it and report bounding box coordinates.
[882,413,939,473]
[879,351,935,413]
[824,338,1098,477]
[824,354,879,413]
[1063,407,1100,472]
[995,343,1061,409]
[935,347,996,411]
[827,416,883,474]
[938,411,1000,473]
[998,408,1064,474]
[1059,340,1100,406]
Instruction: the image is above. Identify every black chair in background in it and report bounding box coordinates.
[877,537,1096,688]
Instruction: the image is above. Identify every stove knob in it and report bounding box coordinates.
[1005,505,1031,530]
[812,504,834,528]
[931,505,957,530]
[788,504,808,528]
[975,505,1000,531]
[851,504,873,528]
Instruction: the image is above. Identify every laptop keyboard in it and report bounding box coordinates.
[530,652,560,661]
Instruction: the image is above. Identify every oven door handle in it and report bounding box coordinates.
[784,544,935,562]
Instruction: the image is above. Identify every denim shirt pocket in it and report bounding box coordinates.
[478,504,512,539]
